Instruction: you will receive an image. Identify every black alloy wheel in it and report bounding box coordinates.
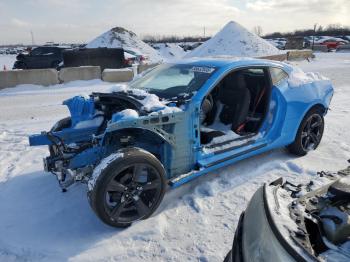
[300,114,323,152]
[88,149,166,227]
[104,163,163,224]
[287,108,324,156]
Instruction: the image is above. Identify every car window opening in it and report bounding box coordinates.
[200,68,271,146]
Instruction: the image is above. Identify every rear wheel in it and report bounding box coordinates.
[287,108,324,156]
[88,148,166,227]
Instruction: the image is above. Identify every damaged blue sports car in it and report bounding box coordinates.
[29,58,334,227]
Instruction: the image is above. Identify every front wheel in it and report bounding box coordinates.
[287,108,324,156]
[88,148,166,227]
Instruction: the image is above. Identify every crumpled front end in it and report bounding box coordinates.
[29,95,107,190]
[28,90,183,190]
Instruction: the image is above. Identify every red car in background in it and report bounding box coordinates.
[321,38,348,50]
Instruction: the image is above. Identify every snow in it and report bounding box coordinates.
[0,52,350,261]
[288,65,329,86]
[0,54,16,70]
[87,152,124,191]
[185,21,281,59]
[86,27,163,64]
[108,83,182,114]
[74,116,104,129]
[113,109,139,121]
[152,43,187,61]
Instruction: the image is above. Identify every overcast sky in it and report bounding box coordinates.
[0,0,349,45]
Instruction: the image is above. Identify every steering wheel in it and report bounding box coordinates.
[200,93,214,124]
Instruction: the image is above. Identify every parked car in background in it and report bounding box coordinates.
[320,38,348,51]
[224,164,350,262]
[6,48,17,55]
[265,38,286,50]
[13,46,69,69]
[124,49,149,65]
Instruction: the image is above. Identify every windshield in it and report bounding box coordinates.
[129,64,217,99]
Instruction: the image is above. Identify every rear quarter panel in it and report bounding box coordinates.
[277,78,334,145]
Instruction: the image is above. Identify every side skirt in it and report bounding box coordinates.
[169,143,267,188]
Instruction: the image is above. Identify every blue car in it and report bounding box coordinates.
[29,58,334,227]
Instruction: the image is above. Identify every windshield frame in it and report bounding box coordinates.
[129,63,218,100]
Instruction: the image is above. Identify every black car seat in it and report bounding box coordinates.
[219,72,251,132]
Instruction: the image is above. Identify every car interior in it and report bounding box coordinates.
[200,67,271,145]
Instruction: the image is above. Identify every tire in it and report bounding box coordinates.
[287,108,324,156]
[88,148,166,228]
[51,117,71,132]
[49,117,71,155]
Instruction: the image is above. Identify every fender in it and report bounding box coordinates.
[102,126,175,148]
[102,111,186,147]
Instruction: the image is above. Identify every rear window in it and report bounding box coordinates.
[270,67,288,86]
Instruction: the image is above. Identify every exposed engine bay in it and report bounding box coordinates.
[33,90,184,191]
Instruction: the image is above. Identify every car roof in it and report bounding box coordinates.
[170,57,290,71]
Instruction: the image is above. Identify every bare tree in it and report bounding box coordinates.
[253,26,263,36]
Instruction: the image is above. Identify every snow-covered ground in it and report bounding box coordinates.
[0,53,349,261]
[0,54,16,70]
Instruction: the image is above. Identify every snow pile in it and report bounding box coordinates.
[113,109,139,121]
[185,21,281,58]
[152,43,187,61]
[74,116,104,129]
[109,84,182,113]
[86,27,162,63]
[288,65,329,86]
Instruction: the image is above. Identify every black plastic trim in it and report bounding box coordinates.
[205,143,267,168]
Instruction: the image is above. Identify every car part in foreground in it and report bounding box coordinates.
[225,163,350,262]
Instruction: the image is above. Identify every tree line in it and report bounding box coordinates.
[142,35,211,43]
[264,24,350,39]
[142,24,349,43]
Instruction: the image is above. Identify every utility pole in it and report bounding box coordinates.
[30,30,35,46]
[203,26,206,38]
[312,23,317,50]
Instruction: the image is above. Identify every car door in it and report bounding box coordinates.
[40,47,57,68]
[25,47,43,68]
[196,66,274,169]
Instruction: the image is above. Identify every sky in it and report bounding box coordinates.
[0,0,349,45]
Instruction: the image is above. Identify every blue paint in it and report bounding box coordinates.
[29,58,334,188]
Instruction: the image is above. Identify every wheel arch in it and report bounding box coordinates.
[102,127,173,162]
[291,102,326,142]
